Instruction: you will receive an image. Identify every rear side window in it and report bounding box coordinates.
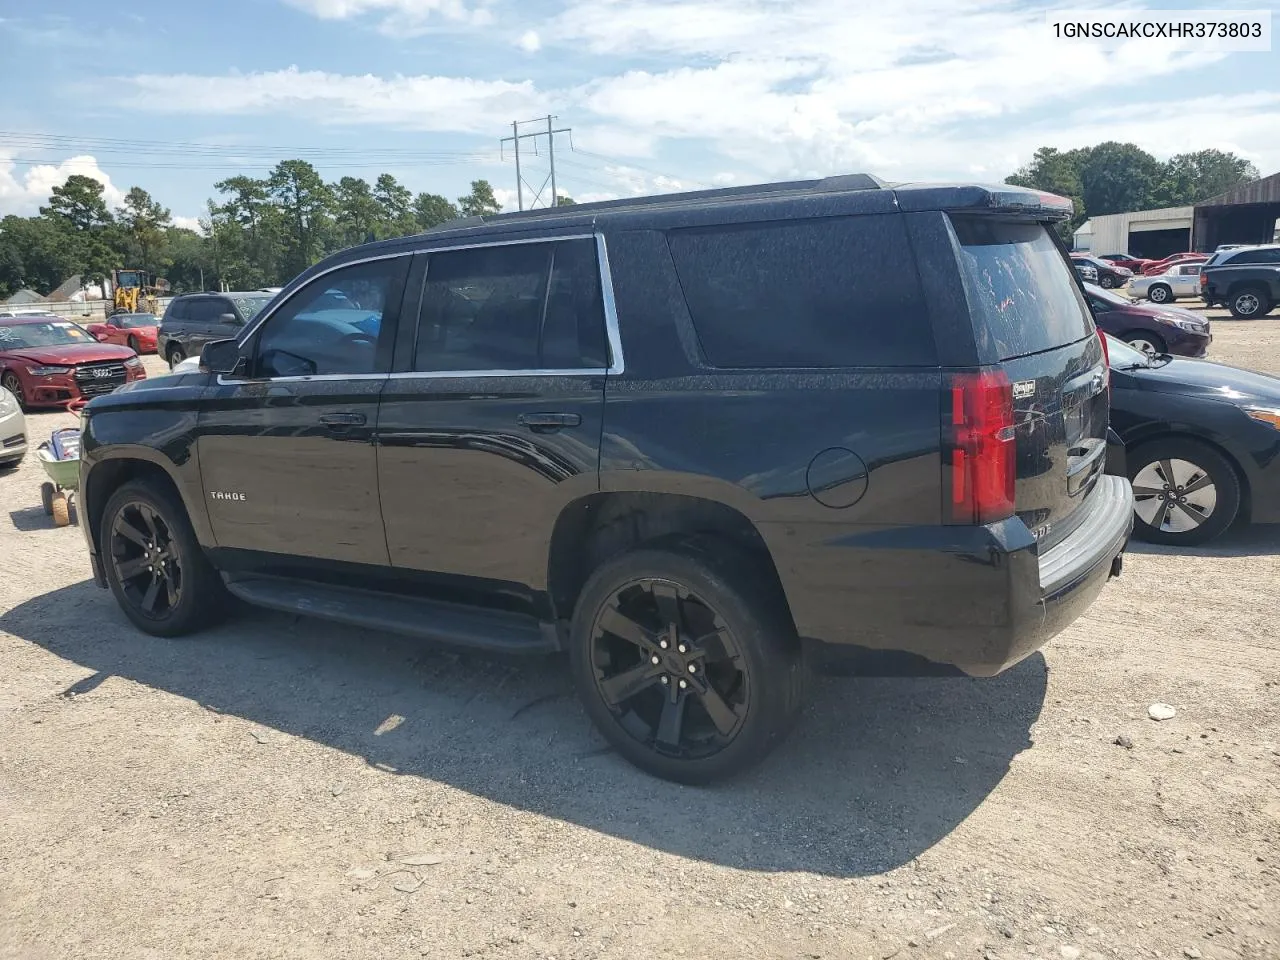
[414,238,607,372]
[952,217,1094,361]
[1227,248,1280,264]
[666,215,935,368]
[166,299,189,321]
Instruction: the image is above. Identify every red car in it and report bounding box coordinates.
[0,315,146,410]
[1142,252,1208,276]
[86,312,160,353]
[1099,253,1157,273]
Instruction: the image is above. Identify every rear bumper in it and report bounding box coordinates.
[765,476,1134,677]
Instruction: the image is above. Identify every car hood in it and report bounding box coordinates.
[1132,355,1280,405]
[0,342,136,365]
[1102,303,1205,326]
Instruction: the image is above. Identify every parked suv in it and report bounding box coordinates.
[1199,244,1280,319]
[157,291,276,369]
[79,177,1132,783]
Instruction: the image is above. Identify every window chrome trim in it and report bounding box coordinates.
[223,230,626,387]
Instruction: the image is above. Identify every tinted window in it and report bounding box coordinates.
[666,215,934,368]
[952,217,1094,361]
[1228,248,1280,264]
[166,299,189,321]
[413,239,607,372]
[186,298,225,323]
[255,257,404,378]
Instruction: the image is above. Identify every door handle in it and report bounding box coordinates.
[518,412,582,430]
[320,412,367,427]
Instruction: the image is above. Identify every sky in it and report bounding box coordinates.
[1,0,1277,229]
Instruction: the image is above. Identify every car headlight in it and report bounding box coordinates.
[1169,318,1207,333]
[124,355,144,369]
[1245,407,1280,430]
[27,364,71,376]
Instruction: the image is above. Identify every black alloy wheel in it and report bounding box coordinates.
[101,480,227,636]
[570,543,806,783]
[108,500,184,621]
[588,578,750,760]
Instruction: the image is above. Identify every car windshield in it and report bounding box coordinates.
[117,315,155,329]
[0,319,96,349]
[229,295,273,322]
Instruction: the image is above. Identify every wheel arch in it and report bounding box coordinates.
[1123,429,1252,521]
[546,491,794,628]
[83,451,207,556]
[1118,328,1167,351]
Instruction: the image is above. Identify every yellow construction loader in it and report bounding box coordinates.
[110,269,163,316]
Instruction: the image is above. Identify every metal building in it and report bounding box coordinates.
[1074,206,1193,257]
[1192,172,1280,251]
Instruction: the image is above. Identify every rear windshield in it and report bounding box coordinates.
[952,217,1094,361]
[229,295,273,321]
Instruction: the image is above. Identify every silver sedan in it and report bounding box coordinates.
[1129,262,1203,304]
[0,385,26,468]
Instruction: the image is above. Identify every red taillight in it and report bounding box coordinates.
[947,369,1016,525]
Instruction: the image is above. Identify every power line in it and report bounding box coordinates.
[500,117,571,211]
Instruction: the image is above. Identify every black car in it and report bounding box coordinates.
[1106,335,1280,546]
[1071,254,1133,289]
[78,176,1132,783]
[1199,244,1280,319]
[157,291,276,369]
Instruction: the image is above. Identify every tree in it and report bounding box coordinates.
[373,173,416,238]
[163,226,215,293]
[457,179,502,218]
[266,160,334,278]
[413,192,459,231]
[556,194,577,206]
[333,177,381,247]
[1078,141,1163,218]
[213,175,275,283]
[1156,149,1259,207]
[0,215,78,297]
[116,187,172,275]
[40,174,113,232]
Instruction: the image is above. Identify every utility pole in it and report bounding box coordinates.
[500,116,572,211]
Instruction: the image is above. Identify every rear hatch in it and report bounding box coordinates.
[951,216,1109,547]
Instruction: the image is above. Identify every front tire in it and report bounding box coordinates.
[101,479,228,636]
[1100,275,1117,289]
[1128,438,1242,546]
[127,335,139,352]
[167,345,186,369]
[1123,331,1166,358]
[1146,284,1172,304]
[2,371,25,411]
[1228,287,1271,320]
[569,541,806,784]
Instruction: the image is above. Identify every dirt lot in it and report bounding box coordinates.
[2,312,1278,960]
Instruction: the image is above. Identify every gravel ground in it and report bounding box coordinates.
[2,314,1278,960]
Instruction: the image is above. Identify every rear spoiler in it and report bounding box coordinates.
[894,184,1075,221]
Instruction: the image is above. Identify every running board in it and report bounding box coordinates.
[222,575,560,654]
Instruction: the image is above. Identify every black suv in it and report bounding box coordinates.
[158,291,276,369]
[1199,244,1280,318]
[79,176,1132,783]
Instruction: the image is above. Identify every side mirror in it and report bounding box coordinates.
[219,312,242,325]
[199,338,246,376]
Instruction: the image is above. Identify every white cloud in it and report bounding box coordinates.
[517,29,541,52]
[118,66,544,135]
[281,0,494,33]
[0,153,125,217]
[171,215,205,233]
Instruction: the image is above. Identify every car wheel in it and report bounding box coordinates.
[569,540,807,784]
[1128,439,1242,547]
[1147,284,1172,304]
[1228,288,1271,320]
[167,345,186,369]
[2,371,26,411]
[101,479,228,637]
[1123,331,1166,358]
[127,335,139,352]
[1100,275,1116,289]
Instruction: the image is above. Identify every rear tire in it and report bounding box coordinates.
[1146,284,1172,304]
[1228,287,1271,320]
[101,479,228,636]
[569,540,806,784]
[167,345,186,369]
[1100,275,1117,289]
[1128,438,1241,546]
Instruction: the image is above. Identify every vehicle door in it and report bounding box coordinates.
[100,316,124,345]
[1175,264,1201,296]
[376,235,610,592]
[197,254,410,569]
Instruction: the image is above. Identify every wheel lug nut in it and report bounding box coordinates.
[659,640,668,650]
[687,663,697,674]
[678,679,688,690]
[650,655,660,665]
[677,644,688,654]
[660,676,669,685]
